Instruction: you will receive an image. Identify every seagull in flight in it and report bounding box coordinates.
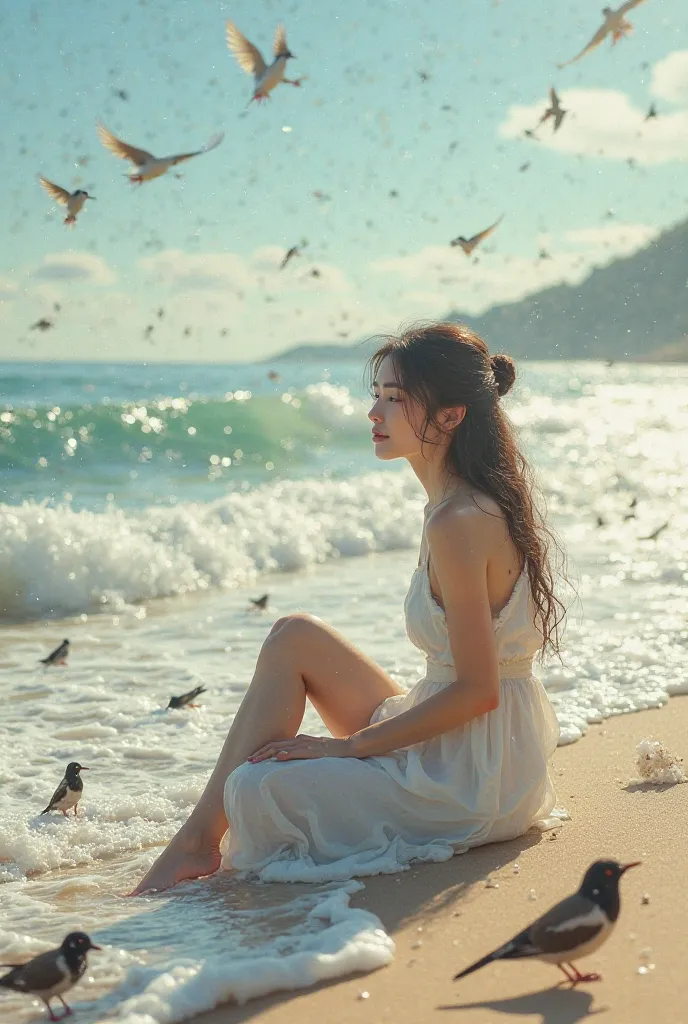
[558,1,649,68]
[97,123,224,184]
[226,22,301,103]
[39,177,95,226]
[450,215,504,257]
[537,87,567,132]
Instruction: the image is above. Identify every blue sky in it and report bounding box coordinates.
[1,0,687,362]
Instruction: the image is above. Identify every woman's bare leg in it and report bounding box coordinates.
[130,613,404,894]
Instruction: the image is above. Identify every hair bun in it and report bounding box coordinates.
[490,353,516,397]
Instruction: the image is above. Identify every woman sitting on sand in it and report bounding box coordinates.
[132,320,565,894]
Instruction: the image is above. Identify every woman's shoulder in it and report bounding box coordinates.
[426,490,509,557]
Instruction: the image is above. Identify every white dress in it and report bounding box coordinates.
[223,513,562,883]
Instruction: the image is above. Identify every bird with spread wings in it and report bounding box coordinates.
[558,0,649,68]
[97,124,224,184]
[226,22,302,102]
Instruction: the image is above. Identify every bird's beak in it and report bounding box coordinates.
[90,943,103,951]
[620,861,641,874]
[88,196,96,201]
[80,766,91,771]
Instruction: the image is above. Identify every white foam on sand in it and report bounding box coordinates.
[93,884,394,1024]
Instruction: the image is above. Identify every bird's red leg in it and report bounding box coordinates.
[557,963,578,984]
[58,994,74,1016]
[43,998,60,1022]
[61,809,68,817]
[566,962,602,985]
[73,804,78,817]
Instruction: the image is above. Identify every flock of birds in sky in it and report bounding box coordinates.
[37,0,655,271]
[20,0,670,353]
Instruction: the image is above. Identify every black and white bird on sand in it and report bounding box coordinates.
[39,639,70,666]
[0,931,101,1021]
[167,684,207,709]
[453,859,640,986]
[41,762,89,817]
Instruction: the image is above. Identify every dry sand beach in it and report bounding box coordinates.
[193,696,688,1024]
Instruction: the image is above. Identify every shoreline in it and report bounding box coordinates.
[189,696,688,1024]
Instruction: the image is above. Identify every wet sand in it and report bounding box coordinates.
[191,696,688,1024]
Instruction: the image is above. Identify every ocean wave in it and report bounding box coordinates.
[0,382,371,482]
[0,470,425,620]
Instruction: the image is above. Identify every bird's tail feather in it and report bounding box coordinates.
[454,930,535,980]
[454,950,499,980]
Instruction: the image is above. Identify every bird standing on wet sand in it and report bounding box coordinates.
[226,22,300,103]
[97,123,224,184]
[39,177,95,227]
[41,762,89,817]
[167,684,207,709]
[450,216,504,257]
[453,859,640,986]
[0,931,101,1021]
[558,1,649,68]
[537,87,567,132]
[39,639,70,666]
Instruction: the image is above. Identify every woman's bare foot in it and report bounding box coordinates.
[128,827,222,896]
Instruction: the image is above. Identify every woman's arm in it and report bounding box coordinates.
[348,677,497,757]
[350,504,500,757]
[248,505,503,764]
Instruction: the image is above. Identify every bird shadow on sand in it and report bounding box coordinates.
[437,985,606,1024]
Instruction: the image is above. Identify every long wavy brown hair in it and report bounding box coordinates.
[365,320,567,657]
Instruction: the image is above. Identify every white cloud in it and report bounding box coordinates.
[499,87,688,165]
[0,277,18,301]
[369,222,657,315]
[651,50,688,105]
[31,252,116,285]
[563,223,658,253]
[140,247,351,296]
[139,250,253,293]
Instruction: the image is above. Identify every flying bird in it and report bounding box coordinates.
[41,761,89,817]
[641,521,669,541]
[249,593,270,611]
[450,215,504,257]
[558,1,649,68]
[454,859,640,986]
[167,685,207,710]
[0,931,100,1021]
[644,102,658,120]
[39,177,95,227]
[30,318,55,333]
[39,639,69,665]
[280,240,307,270]
[226,22,300,103]
[537,87,567,132]
[97,123,224,184]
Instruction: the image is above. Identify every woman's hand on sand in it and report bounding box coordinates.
[247,734,354,763]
